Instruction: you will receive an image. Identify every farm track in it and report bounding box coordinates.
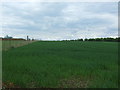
[2,40,37,51]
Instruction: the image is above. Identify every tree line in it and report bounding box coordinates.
[62,37,120,42]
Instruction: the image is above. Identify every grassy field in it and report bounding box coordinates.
[2,41,118,88]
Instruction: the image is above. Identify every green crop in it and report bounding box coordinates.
[2,41,118,88]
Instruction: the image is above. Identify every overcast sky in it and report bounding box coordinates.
[1,2,118,40]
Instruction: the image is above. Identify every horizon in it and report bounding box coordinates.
[1,35,119,41]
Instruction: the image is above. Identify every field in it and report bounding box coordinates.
[2,41,118,88]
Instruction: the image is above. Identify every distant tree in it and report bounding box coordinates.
[77,39,83,41]
[4,35,12,39]
[118,37,120,42]
[63,37,119,42]
[84,37,117,42]
[104,37,114,42]
[115,37,120,42]
[32,38,34,41]
[85,38,88,41]
[88,38,95,41]
[95,38,103,41]
[70,40,74,41]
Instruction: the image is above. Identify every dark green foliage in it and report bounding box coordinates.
[85,37,119,42]
[77,39,83,41]
[85,38,88,41]
[66,37,119,42]
[2,41,118,88]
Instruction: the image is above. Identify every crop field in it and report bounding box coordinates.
[2,41,118,88]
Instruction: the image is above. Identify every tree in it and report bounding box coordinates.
[77,39,83,41]
[4,35,12,39]
[85,38,88,41]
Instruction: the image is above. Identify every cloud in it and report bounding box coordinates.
[1,2,118,40]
